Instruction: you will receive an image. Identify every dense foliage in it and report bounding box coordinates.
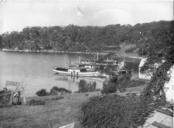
[1,21,173,53]
[140,21,174,104]
[80,95,153,128]
[142,62,173,105]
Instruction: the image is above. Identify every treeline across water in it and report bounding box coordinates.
[0,20,173,56]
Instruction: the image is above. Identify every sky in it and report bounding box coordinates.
[0,0,173,33]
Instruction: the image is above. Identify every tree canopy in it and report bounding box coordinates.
[1,21,173,54]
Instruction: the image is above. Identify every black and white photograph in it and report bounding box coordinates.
[0,0,173,128]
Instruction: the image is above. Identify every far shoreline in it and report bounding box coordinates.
[1,48,141,59]
[1,48,107,55]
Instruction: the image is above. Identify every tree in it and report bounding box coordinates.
[141,21,174,105]
[0,20,173,55]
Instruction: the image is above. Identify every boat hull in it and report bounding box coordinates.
[53,69,100,77]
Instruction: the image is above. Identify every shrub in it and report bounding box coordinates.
[50,86,60,95]
[124,61,140,72]
[88,82,96,92]
[78,80,87,92]
[118,75,131,89]
[128,80,146,87]
[117,72,145,90]
[78,80,96,92]
[80,95,153,128]
[118,79,146,90]
[36,87,71,96]
[102,76,118,94]
[57,87,71,93]
[49,86,71,95]
[102,82,117,94]
[36,89,48,96]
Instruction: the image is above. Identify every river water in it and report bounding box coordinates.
[0,51,104,96]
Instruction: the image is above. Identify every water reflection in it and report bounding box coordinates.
[54,75,104,93]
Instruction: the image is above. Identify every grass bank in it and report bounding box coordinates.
[0,92,100,128]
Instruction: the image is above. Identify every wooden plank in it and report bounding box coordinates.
[152,121,171,128]
[156,109,173,117]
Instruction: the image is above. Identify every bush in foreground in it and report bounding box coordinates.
[80,95,153,128]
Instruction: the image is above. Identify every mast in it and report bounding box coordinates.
[65,54,68,67]
[79,56,81,64]
[96,52,99,61]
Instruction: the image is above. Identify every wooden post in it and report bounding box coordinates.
[9,91,13,105]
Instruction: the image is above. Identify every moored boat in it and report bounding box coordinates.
[53,65,100,77]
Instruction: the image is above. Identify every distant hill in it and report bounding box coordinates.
[0,20,173,57]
